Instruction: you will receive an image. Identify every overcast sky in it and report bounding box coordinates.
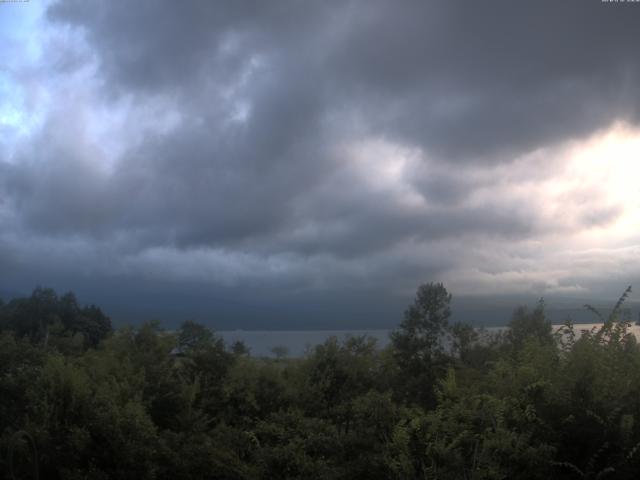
[1,0,640,328]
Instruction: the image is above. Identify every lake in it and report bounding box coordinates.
[219,322,640,357]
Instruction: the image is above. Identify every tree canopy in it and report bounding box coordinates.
[0,285,638,479]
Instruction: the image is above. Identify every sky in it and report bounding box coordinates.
[1,0,640,329]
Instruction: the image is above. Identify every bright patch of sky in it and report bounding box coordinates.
[0,1,50,157]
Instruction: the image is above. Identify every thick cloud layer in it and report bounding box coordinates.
[1,0,640,327]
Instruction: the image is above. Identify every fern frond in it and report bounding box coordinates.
[610,286,632,321]
[595,466,616,479]
[626,440,640,461]
[584,304,605,323]
[586,441,610,476]
[552,461,584,477]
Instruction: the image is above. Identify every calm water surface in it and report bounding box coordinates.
[219,323,640,357]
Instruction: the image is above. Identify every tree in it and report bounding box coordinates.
[77,304,112,348]
[0,288,112,349]
[231,340,250,357]
[507,299,553,351]
[392,282,452,357]
[390,282,452,406]
[174,321,233,417]
[177,320,215,352]
[450,321,479,364]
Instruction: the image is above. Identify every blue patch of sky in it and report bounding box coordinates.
[0,1,49,153]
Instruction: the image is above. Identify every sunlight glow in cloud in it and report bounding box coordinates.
[564,124,640,241]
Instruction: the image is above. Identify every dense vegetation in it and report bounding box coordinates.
[1,284,640,479]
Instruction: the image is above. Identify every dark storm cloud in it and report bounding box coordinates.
[1,0,640,326]
[36,0,640,238]
[2,119,115,237]
[328,0,640,159]
[47,0,337,96]
[48,0,640,158]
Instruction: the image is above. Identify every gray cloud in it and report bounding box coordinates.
[48,0,640,158]
[0,0,639,327]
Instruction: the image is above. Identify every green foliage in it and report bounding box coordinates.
[390,282,453,407]
[0,287,112,350]
[392,282,452,359]
[507,299,553,351]
[0,285,640,479]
